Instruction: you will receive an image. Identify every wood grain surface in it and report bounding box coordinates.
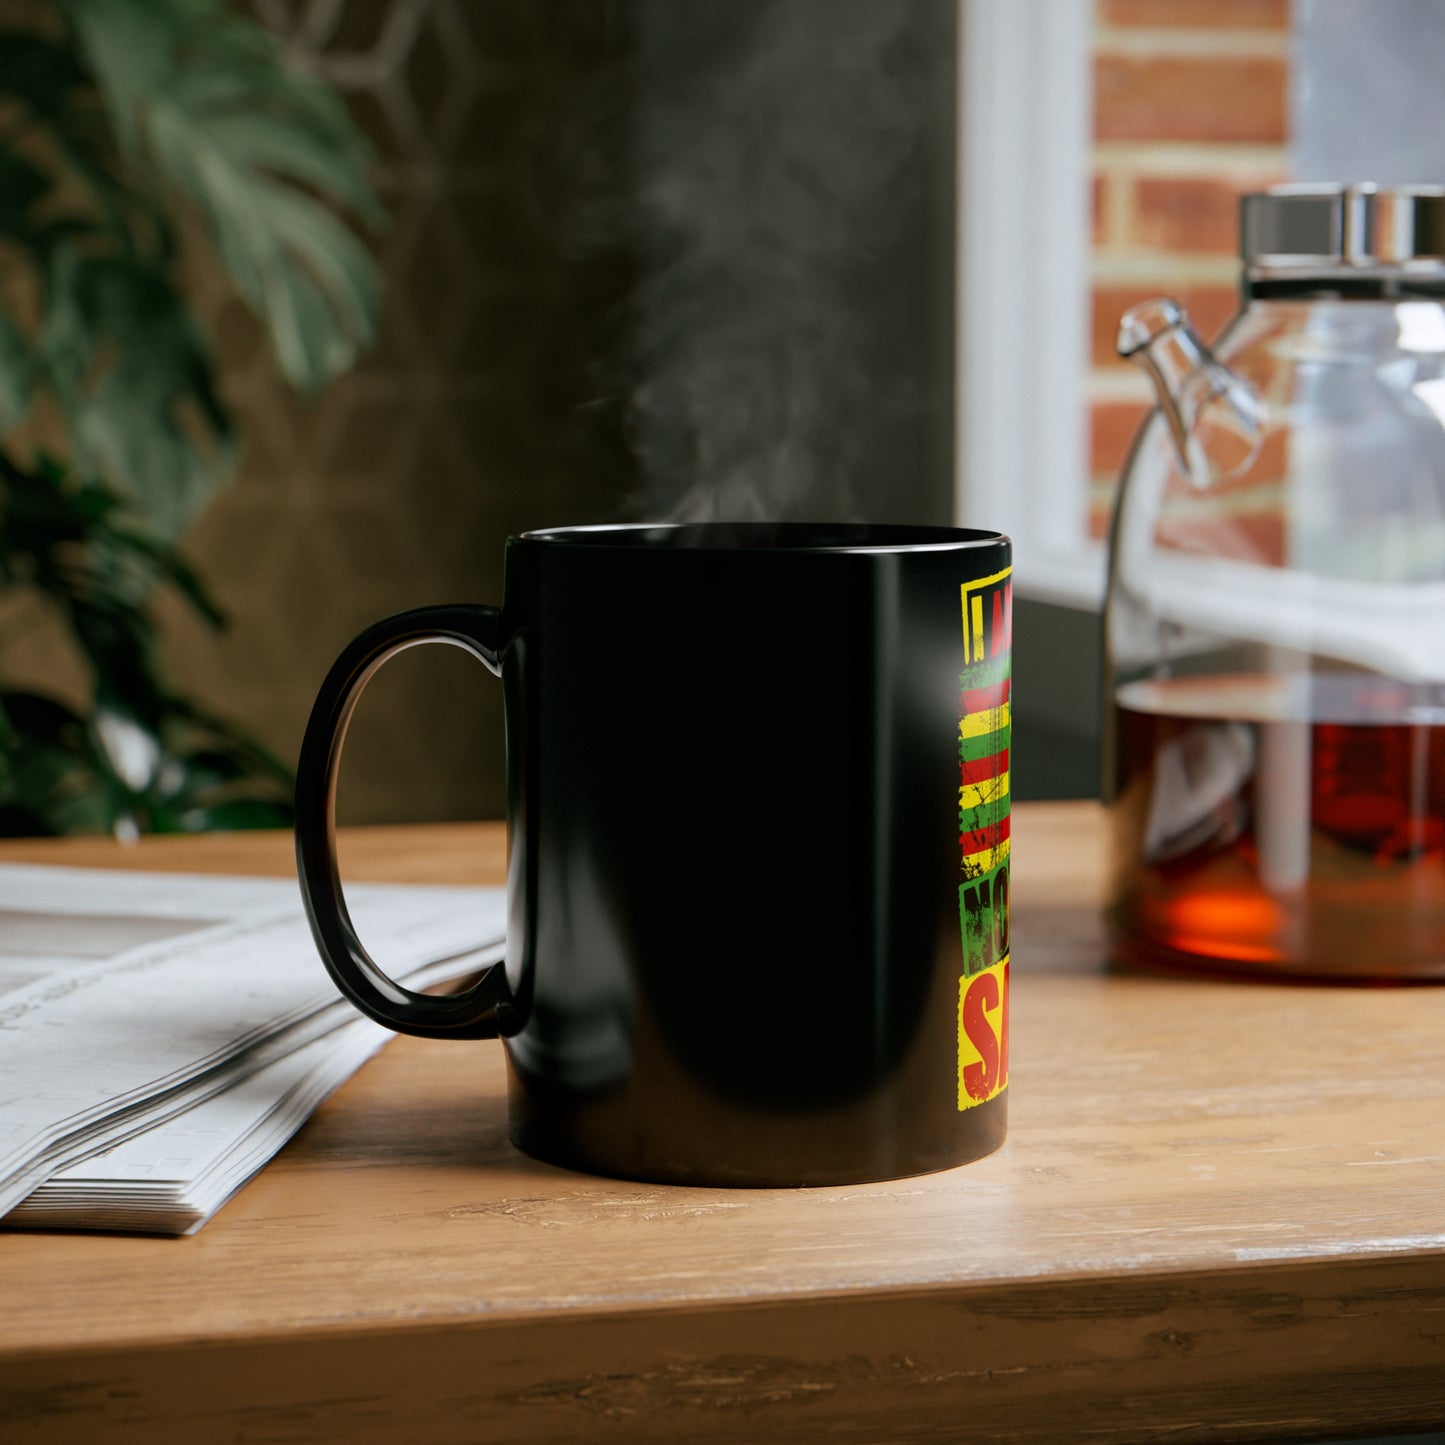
[2,803,1443,1444]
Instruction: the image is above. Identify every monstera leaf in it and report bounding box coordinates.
[0,317,29,431]
[68,0,383,394]
[38,247,236,538]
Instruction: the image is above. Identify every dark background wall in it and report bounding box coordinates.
[1011,599,1102,802]
[150,0,958,824]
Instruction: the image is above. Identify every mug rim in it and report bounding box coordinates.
[515,522,1009,554]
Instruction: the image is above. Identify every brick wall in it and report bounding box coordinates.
[1088,0,1291,538]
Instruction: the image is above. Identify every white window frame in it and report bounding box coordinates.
[955,0,1104,610]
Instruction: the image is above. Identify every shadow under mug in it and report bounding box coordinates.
[295,522,1013,1187]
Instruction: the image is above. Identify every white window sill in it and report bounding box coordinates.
[1012,541,1107,611]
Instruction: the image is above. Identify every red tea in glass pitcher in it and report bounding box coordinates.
[1109,674,1445,980]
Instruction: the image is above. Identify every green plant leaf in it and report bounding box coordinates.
[37,247,235,536]
[0,2,355,838]
[55,0,176,154]
[159,684,293,777]
[0,150,52,246]
[0,673,296,838]
[106,524,225,627]
[0,27,149,252]
[0,315,31,429]
[66,0,383,392]
[142,106,381,391]
[173,797,292,832]
[0,31,92,132]
[0,689,117,836]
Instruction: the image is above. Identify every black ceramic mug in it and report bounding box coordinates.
[296,523,1013,1187]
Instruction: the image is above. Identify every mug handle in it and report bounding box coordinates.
[295,604,509,1039]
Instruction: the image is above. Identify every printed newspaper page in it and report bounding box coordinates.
[0,865,505,1230]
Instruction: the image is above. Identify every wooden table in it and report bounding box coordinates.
[1,802,1443,1444]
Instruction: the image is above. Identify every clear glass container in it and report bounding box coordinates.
[1105,184,1445,981]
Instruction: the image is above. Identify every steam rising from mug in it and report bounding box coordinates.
[554,1,953,524]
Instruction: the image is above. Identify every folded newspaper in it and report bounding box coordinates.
[0,863,505,1235]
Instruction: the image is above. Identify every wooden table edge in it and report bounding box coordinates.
[5,1250,1444,1442]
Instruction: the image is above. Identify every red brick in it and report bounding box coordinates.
[1092,408,1284,504]
[1155,507,1286,565]
[1088,489,1119,542]
[1102,0,1289,28]
[1097,473,1287,560]
[1155,412,1288,495]
[1091,400,1152,477]
[1231,427,1287,487]
[1092,285,1240,368]
[1095,55,1287,143]
[1133,176,1254,255]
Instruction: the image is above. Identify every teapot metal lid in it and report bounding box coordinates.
[1241,184,1445,294]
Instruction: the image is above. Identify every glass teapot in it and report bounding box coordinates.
[1105,184,1445,981]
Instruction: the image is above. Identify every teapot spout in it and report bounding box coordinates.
[1117,297,1266,487]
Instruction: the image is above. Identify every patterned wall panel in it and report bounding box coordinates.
[161,0,638,825]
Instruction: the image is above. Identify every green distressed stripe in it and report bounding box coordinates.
[958,656,1011,689]
[959,724,1011,762]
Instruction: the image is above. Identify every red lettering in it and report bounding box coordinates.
[961,971,1001,1100]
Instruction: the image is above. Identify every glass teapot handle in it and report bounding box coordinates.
[1118,297,1267,488]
